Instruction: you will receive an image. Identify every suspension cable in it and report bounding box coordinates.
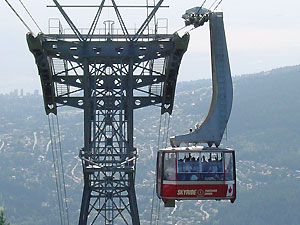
[155,199,161,225]
[161,113,168,149]
[199,0,208,11]
[150,111,171,225]
[164,114,171,148]
[156,113,171,225]
[150,114,162,225]
[3,0,34,33]
[51,115,67,225]
[48,114,70,225]
[18,0,43,33]
[48,115,64,225]
[154,116,163,225]
[56,115,70,225]
[212,0,223,11]
[150,176,157,225]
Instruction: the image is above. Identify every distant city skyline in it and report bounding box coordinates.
[1,88,39,96]
[0,0,299,93]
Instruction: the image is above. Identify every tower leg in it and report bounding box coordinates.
[128,172,140,225]
[79,175,91,225]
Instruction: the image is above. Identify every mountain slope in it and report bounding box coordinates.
[0,65,300,224]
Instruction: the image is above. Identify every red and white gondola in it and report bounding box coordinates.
[156,146,236,207]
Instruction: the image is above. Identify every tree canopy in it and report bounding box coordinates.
[0,209,10,225]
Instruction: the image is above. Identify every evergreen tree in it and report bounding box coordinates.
[0,210,10,225]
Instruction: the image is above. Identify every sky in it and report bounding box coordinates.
[0,0,300,94]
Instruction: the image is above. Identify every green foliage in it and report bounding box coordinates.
[0,209,10,225]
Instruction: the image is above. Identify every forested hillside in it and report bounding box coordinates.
[0,65,300,224]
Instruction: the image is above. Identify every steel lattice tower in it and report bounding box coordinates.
[27,1,189,224]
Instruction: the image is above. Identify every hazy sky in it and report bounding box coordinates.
[0,0,300,93]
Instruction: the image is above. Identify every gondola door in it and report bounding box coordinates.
[156,151,163,198]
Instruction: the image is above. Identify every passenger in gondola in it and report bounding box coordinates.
[183,162,192,172]
[177,173,186,181]
[208,154,212,162]
[202,157,208,172]
[184,153,192,162]
[183,155,187,162]
[191,163,198,173]
[178,158,184,173]
[190,174,199,181]
[211,164,218,173]
[164,154,176,180]
[165,165,176,180]
[214,173,223,181]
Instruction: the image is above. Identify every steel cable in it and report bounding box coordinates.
[155,196,161,225]
[4,0,34,33]
[151,112,171,225]
[56,115,70,225]
[51,115,66,225]
[164,115,171,148]
[150,114,162,225]
[18,0,43,33]
[48,115,64,225]
[48,114,70,225]
[213,0,223,11]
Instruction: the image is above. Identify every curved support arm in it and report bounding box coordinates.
[171,12,233,147]
[27,33,57,115]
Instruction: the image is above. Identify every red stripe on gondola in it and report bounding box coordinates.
[162,184,235,199]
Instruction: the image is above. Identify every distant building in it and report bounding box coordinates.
[34,90,39,96]
[10,89,18,96]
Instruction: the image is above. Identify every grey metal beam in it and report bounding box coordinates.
[86,0,106,41]
[79,177,91,225]
[56,96,162,110]
[133,0,165,41]
[43,33,174,40]
[47,5,169,8]
[161,33,190,114]
[111,0,130,40]
[52,0,84,41]
[42,39,174,63]
[79,57,93,224]
[26,33,57,115]
[126,59,140,225]
[53,75,164,90]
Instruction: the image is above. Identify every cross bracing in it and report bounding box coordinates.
[51,60,169,110]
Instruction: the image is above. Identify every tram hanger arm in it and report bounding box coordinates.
[170,12,233,148]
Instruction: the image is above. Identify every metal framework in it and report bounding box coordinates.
[27,1,189,224]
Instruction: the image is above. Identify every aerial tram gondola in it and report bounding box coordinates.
[156,146,236,207]
[156,8,236,207]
